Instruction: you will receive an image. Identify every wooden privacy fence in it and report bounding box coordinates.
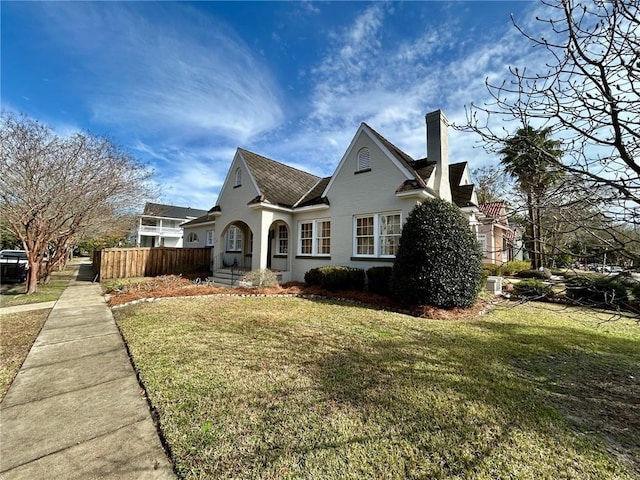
[93,247,212,281]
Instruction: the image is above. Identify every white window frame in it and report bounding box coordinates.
[353,212,402,258]
[234,167,242,187]
[379,213,402,256]
[227,226,243,252]
[206,229,215,247]
[477,234,487,258]
[297,219,331,256]
[277,224,288,255]
[187,232,199,243]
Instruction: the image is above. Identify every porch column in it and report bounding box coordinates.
[252,219,269,271]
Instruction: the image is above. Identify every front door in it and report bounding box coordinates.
[266,229,274,269]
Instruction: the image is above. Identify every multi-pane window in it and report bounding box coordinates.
[206,230,214,247]
[354,212,402,257]
[277,224,288,254]
[317,220,331,255]
[477,234,487,257]
[356,216,375,255]
[299,222,313,255]
[187,232,199,243]
[379,214,401,256]
[298,219,331,256]
[227,226,243,251]
[234,168,242,187]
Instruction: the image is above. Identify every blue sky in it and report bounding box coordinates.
[2,1,542,210]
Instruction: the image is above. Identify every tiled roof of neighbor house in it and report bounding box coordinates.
[478,201,506,218]
[239,148,321,208]
[142,202,208,219]
[296,177,332,208]
[181,214,215,227]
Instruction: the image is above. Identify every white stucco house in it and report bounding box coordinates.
[183,110,481,283]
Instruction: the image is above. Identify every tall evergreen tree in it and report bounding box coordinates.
[499,125,563,269]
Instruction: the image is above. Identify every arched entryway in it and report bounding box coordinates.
[218,221,253,270]
[267,220,289,272]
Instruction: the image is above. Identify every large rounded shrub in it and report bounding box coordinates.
[390,199,483,308]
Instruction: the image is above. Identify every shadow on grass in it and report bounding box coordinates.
[290,313,640,475]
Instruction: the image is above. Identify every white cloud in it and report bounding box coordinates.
[38,3,284,146]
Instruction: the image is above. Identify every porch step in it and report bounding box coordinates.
[208,268,248,286]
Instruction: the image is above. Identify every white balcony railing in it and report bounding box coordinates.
[139,225,182,236]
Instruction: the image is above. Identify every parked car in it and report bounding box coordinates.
[0,250,29,283]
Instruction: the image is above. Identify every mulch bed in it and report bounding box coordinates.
[105,275,490,320]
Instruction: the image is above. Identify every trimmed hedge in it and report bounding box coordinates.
[516,268,552,280]
[513,279,554,299]
[304,266,365,292]
[366,266,393,296]
[390,199,483,308]
[566,276,629,308]
[501,260,531,276]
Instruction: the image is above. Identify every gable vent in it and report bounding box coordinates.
[357,148,371,171]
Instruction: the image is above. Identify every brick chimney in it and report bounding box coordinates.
[426,110,451,202]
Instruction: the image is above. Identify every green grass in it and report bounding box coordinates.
[114,297,640,479]
[0,265,76,308]
[0,310,50,399]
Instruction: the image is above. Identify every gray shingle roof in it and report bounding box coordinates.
[239,149,321,208]
[142,202,208,219]
[296,177,331,207]
[452,184,476,208]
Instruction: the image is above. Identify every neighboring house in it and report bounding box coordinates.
[133,203,207,248]
[183,110,480,283]
[477,201,524,264]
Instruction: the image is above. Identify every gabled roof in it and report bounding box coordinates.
[452,184,476,208]
[364,124,428,189]
[142,202,207,219]
[449,162,467,187]
[181,214,215,227]
[239,148,320,208]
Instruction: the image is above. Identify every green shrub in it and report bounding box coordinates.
[632,282,640,299]
[501,260,531,276]
[513,279,554,299]
[482,263,501,276]
[516,268,552,280]
[366,266,393,296]
[304,267,323,287]
[304,266,365,292]
[390,199,483,308]
[566,276,629,308]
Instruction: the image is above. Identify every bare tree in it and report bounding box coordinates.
[462,0,640,260]
[471,166,508,204]
[0,112,154,293]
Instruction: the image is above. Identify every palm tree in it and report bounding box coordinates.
[499,125,563,269]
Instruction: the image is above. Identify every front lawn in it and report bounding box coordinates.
[0,264,77,307]
[0,310,50,399]
[114,297,639,479]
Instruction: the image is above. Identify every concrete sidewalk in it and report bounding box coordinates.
[0,261,175,479]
